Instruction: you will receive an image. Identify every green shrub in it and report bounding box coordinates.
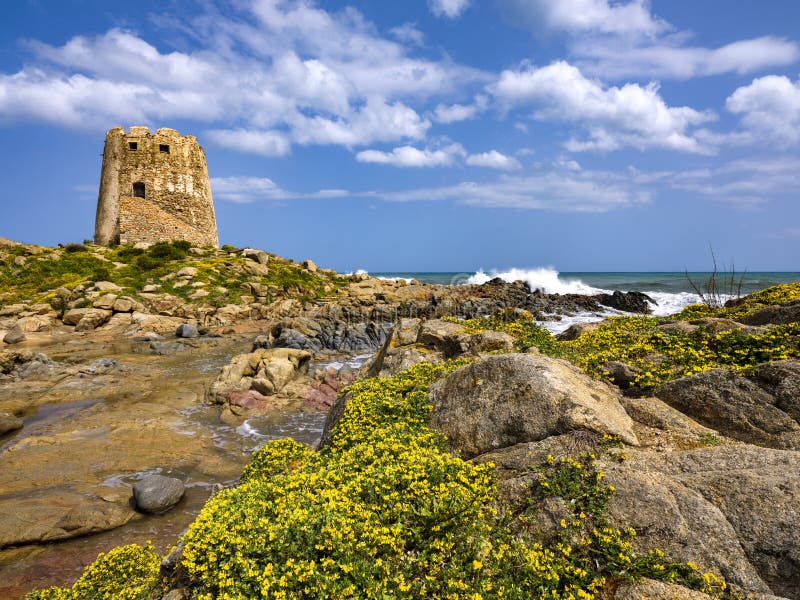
[26,543,160,600]
[63,243,88,253]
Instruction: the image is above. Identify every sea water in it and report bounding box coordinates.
[368,268,800,334]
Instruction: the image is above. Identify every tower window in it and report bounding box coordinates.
[159,144,170,153]
[132,182,145,198]
[128,142,138,150]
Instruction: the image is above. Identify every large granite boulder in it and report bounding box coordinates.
[655,369,800,449]
[428,353,638,458]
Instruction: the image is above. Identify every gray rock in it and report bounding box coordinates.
[93,281,123,292]
[132,475,185,513]
[752,360,800,423]
[656,369,800,449]
[242,248,269,265]
[613,579,713,599]
[80,358,117,375]
[149,341,188,355]
[428,353,638,459]
[556,322,601,341]
[739,303,800,326]
[92,294,118,310]
[175,323,199,338]
[176,267,197,279]
[603,360,639,390]
[0,412,23,435]
[3,327,26,344]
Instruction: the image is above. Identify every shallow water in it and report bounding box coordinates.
[0,338,355,598]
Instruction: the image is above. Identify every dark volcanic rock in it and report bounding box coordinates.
[595,290,655,313]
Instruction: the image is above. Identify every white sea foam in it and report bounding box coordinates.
[465,267,606,295]
[464,267,705,324]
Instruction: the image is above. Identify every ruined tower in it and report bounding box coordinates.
[94,126,219,247]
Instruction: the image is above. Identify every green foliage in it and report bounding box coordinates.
[63,243,88,253]
[445,314,562,355]
[177,361,729,599]
[27,543,160,600]
[561,317,800,391]
[528,445,728,595]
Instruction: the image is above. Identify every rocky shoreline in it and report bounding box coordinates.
[1,240,799,599]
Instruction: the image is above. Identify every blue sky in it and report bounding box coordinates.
[1,0,798,272]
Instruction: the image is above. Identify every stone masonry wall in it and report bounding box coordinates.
[95,126,219,247]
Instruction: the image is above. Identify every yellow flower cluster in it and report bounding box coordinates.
[26,543,160,600]
[561,316,800,390]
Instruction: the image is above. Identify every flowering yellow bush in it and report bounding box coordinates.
[176,362,730,599]
[561,317,800,390]
[26,543,160,600]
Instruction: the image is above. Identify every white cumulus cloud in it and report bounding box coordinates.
[491,60,714,153]
[465,150,521,170]
[726,75,800,147]
[356,144,465,167]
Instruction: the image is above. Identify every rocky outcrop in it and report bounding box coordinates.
[364,318,516,378]
[428,354,638,459]
[209,348,312,410]
[655,368,800,449]
[255,316,390,353]
[738,301,800,326]
[595,290,655,313]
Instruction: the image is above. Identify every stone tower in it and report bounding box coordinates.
[94,126,219,247]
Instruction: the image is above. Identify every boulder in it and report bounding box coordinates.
[602,360,639,390]
[93,281,122,292]
[242,248,269,265]
[604,445,800,597]
[738,302,800,326]
[14,315,56,333]
[428,354,638,458]
[656,369,800,449]
[132,475,185,513]
[175,324,199,339]
[112,296,136,313]
[63,308,113,331]
[0,412,23,435]
[364,318,515,378]
[208,348,312,405]
[595,290,655,313]
[302,259,317,272]
[176,267,197,279]
[556,322,601,341]
[612,579,713,600]
[242,261,268,276]
[480,437,799,597]
[3,327,25,345]
[92,293,118,310]
[752,360,800,422]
